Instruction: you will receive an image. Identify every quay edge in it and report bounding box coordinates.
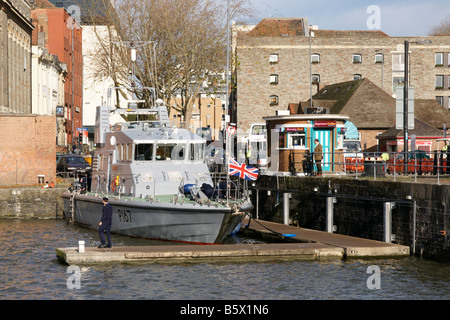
[251,175,450,262]
[56,243,346,265]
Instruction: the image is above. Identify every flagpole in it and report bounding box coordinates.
[225,0,230,205]
[226,129,230,205]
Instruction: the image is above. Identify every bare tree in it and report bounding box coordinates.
[85,0,251,123]
[429,14,450,35]
[81,0,131,108]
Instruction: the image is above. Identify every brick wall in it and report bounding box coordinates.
[235,32,450,139]
[0,115,56,186]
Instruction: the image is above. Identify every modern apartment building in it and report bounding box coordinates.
[234,18,450,141]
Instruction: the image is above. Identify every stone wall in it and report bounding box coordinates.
[0,186,65,218]
[252,175,450,261]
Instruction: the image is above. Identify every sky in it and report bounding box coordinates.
[244,0,450,36]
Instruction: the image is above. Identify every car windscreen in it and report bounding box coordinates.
[66,157,86,164]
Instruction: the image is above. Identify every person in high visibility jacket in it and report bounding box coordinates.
[381,152,389,161]
[246,145,253,165]
[442,143,448,160]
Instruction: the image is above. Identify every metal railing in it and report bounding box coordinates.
[285,149,450,183]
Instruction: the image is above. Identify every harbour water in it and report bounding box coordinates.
[0,218,449,302]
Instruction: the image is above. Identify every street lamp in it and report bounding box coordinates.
[309,25,314,108]
[403,39,432,173]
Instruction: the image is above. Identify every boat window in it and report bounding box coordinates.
[156,143,185,161]
[190,143,204,161]
[135,144,154,161]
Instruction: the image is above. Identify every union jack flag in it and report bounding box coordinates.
[228,158,259,181]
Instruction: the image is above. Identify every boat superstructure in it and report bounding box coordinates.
[63,87,252,244]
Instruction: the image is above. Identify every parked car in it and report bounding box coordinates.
[57,154,92,176]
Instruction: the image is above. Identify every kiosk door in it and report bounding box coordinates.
[313,129,332,172]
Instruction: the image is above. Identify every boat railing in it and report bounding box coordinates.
[113,120,191,130]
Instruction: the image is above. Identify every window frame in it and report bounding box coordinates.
[269,54,279,64]
[375,53,384,64]
[311,74,320,84]
[352,54,362,64]
[435,52,444,66]
[311,53,320,63]
[269,95,279,106]
[269,74,279,84]
[436,75,444,89]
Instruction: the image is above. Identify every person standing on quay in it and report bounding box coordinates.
[98,197,113,248]
[314,138,323,176]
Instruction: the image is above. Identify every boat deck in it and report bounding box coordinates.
[79,192,241,208]
[56,219,410,265]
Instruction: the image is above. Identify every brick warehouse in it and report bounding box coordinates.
[0,114,56,186]
[234,18,450,142]
[31,0,82,146]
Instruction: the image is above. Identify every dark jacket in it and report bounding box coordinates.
[101,203,113,225]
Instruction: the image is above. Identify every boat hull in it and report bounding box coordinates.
[62,192,250,244]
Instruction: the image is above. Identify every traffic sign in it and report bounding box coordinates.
[227,124,236,135]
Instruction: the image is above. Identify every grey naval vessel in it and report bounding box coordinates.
[62,87,252,244]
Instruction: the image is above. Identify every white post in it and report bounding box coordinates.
[383,202,393,243]
[78,240,85,253]
[326,196,334,233]
[283,193,290,225]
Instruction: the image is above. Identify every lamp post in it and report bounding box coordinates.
[403,39,432,173]
[309,25,313,108]
[403,40,409,173]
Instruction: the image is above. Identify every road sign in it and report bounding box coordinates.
[227,124,236,135]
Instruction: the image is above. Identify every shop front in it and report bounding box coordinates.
[264,114,349,174]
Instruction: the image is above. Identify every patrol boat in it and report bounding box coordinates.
[62,87,252,244]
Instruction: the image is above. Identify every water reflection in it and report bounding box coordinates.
[0,219,449,300]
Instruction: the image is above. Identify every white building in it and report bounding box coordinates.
[82,25,130,146]
[31,45,67,146]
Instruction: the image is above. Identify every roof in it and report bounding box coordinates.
[313,30,389,37]
[309,78,450,131]
[32,0,56,8]
[245,19,391,38]
[247,18,307,37]
[378,118,443,138]
[311,78,396,128]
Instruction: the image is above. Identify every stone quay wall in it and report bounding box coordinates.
[0,186,65,219]
[252,176,450,261]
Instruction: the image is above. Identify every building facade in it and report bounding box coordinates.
[169,93,226,141]
[31,0,82,146]
[31,45,67,146]
[234,18,450,142]
[0,114,56,186]
[0,0,34,113]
